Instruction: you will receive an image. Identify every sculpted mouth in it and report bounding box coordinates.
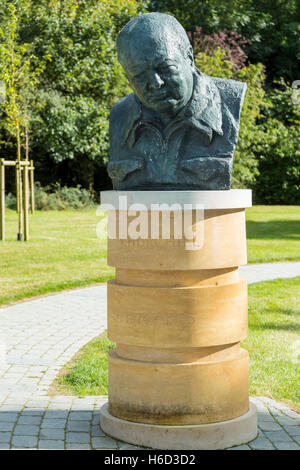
[151,92,172,101]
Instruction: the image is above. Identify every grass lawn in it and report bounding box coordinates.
[243,276,300,410]
[0,208,114,307]
[54,277,300,411]
[0,205,299,307]
[246,205,300,263]
[53,332,114,396]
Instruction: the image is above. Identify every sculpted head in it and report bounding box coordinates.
[117,13,195,117]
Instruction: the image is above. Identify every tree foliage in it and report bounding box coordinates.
[23,0,143,187]
[0,0,143,189]
[195,48,266,188]
[254,81,300,204]
[193,28,299,202]
[0,1,299,202]
[191,27,251,71]
[152,0,300,81]
[0,0,49,160]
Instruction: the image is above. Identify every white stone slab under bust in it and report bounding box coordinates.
[100,189,252,210]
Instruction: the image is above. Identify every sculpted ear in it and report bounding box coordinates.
[186,45,195,69]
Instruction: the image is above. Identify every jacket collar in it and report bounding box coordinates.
[122,69,223,149]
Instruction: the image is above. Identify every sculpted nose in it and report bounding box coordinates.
[149,72,164,89]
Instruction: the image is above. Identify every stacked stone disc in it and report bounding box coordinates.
[100,190,257,449]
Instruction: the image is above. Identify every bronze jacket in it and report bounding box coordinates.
[108,69,246,190]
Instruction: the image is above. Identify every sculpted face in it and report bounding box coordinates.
[119,27,195,117]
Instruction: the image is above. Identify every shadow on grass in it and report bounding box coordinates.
[262,307,300,317]
[251,323,300,331]
[246,220,300,240]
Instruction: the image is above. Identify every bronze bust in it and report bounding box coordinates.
[108,13,247,190]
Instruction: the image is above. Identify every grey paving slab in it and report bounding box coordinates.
[258,421,282,431]
[0,422,14,431]
[39,428,65,440]
[283,426,300,436]
[18,416,43,425]
[92,436,118,449]
[264,430,294,442]
[67,420,91,432]
[249,435,275,450]
[0,432,11,443]
[66,443,91,450]
[227,444,251,450]
[68,411,93,421]
[11,435,38,448]
[14,424,40,436]
[274,442,300,450]
[41,418,67,429]
[66,432,91,443]
[38,440,65,450]
[21,409,44,417]
[0,443,10,449]
[0,412,19,422]
[293,436,300,445]
[0,264,299,450]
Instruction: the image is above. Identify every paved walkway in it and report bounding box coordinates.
[239,261,300,284]
[0,262,299,450]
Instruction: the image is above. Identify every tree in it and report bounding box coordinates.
[254,80,300,204]
[17,0,143,190]
[0,1,48,161]
[194,48,266,188]
[0,0,48,233]
[152,0,300,81]
[0,0,145,190]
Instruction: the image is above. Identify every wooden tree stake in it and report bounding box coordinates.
[30,160,35,214]
[17,162,23,241]
[0,158,5,241]
[23,163,29,241]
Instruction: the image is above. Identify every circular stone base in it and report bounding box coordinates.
[100,401,257,450]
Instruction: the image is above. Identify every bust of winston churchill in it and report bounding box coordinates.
[107,13,247,190]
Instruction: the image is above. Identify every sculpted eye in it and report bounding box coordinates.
[158,64,177,73]
[133,71,144,80]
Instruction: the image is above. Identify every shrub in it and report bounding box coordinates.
[193,32,299,201]
[194,48,266,189]
[5,192,17,210]
[34,183,96,210]
[191,27,251,71]
[6,182,96,211]
[253,81,300,204]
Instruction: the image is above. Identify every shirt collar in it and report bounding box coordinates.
[122,69,223,148]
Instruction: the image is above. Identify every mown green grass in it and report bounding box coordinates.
[243,276,300,410]
[54,332,115,396]
[0,205,299,307]
[246,205,300,263]
[56,277,300,411]
[0,208,114,307]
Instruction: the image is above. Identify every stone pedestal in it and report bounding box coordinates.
[99,189,257,449]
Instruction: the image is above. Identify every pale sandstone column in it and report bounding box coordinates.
[100,190,257,449]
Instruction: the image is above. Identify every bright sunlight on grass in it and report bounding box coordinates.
[243,276,300,411]
[53,332,115,396]
[246,205,300,263]
[0,208,114,307]
[0,205,299,307]
[55,277,300,411]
